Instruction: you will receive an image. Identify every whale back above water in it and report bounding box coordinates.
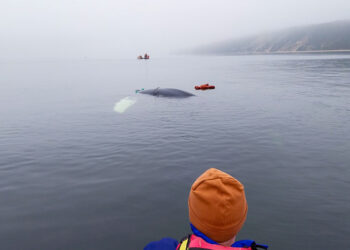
[139,88,195,98]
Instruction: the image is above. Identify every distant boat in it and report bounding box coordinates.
[137,53,150,60]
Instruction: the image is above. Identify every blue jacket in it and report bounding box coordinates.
[143,238,268,250]
[143,224,268,250]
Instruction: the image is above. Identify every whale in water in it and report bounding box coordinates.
[139,88,194,98]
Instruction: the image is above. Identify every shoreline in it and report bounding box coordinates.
[266,49,350,54]
[207,50,350,56]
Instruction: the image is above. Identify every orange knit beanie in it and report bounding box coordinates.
[188,168,248,243]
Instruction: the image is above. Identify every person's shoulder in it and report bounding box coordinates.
[233,240,269,249]
[144,237,179,250]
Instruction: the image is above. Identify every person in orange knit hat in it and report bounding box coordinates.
[144,168,268,250]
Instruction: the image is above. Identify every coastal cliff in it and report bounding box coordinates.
[194,20,350,54]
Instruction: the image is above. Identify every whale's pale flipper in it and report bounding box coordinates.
[114,97,137,113]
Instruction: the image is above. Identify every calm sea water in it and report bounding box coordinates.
[0,55,350,250]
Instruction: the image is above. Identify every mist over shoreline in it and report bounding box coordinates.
[190,20,350,55]
[2,0,350,60]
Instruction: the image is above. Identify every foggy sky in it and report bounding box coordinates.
[2,0,350,60]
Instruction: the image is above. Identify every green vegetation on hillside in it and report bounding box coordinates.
[194,20,350,54]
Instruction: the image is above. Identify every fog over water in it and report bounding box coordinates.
[2,0,350,60]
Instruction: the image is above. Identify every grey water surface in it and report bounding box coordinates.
[0,55,349,250]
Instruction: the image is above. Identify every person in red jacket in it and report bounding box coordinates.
[144,168,268,250]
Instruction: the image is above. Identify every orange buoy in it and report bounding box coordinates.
[194,83,215,90]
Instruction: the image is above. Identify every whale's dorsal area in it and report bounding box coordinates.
[139,88,194,98]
